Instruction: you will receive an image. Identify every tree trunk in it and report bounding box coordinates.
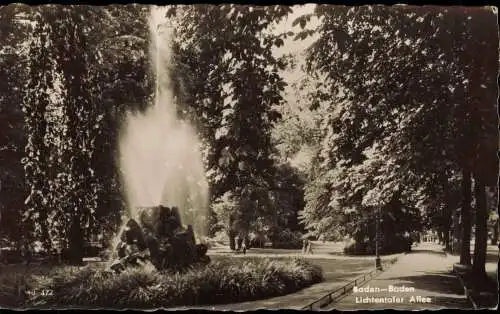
[443,226,451,251]
[472,176,487,279]
[460,166,472,265]
[451,208,461,254]
[442,181,452,252]
[492,220,499,245]
[437,229,443,244]
[68,214,84,265]
[228,230,236,250]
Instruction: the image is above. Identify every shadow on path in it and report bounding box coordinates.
[389,271,464,295]
[425,296,473,309]
[407,249,445,256]
[485,252,499,263]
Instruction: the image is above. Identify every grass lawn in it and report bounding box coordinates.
[307,258,378,281]
[0,256,323,309]
[192,252,401,310]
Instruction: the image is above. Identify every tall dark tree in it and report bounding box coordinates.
[20,5,152,260]
[466,7,498,278]
[0,4,33,244]
[21,8,55,249]
[84,4,152,243]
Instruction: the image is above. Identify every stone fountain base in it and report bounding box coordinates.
[110,205,209,273]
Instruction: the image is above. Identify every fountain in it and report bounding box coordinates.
[110,205,209,273]
[109,6,210,273]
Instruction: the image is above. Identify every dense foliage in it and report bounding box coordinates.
[1,4,152,259]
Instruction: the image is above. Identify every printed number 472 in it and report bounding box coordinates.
[40,289,53,296]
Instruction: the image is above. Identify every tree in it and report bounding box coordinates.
[466,8,498,278]
[296,5,497,256]
[296,5,452,242]
[84,4,152,242]
[19,5,153,261]
[267,163,306,235]
[21,7,55,249]
[0,4,33,244]
[168,5,293,246]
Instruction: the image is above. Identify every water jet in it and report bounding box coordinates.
[109,5,210,273]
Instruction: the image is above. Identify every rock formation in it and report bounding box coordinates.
[110,205,209,273]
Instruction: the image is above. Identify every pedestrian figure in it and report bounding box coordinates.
[307,240,314,254]
[236,237,243,251]
[302,239,308,254]
[20,240,32,266]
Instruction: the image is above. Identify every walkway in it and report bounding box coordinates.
[329,242,473,310]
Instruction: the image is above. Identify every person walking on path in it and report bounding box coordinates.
[302,239,314,255]
[330,242,473,310]
[307,240,314,254]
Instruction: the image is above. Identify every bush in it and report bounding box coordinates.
[343,241,369,256]
[0,247,22,264]
[249,232,267,248]
[83,243,103,258]
[344,235,411,255]
[271,229,303,249]
[24,257,323,308]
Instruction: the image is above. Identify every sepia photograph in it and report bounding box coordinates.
[0,3,498,311]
